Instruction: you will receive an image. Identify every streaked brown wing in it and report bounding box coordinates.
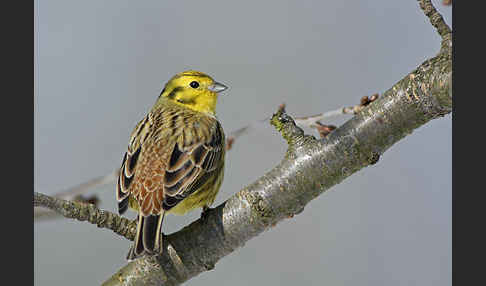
[116,115,151,215]
[117,105,225,217]
[162,121,225,211]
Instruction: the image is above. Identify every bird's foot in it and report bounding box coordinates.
[126,246,137,261]
[200,206,212,221]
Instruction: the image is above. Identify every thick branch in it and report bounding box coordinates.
[102,37,451,286]
[34,192,137,240]
[33,1,451,284]
[35,100,368,218]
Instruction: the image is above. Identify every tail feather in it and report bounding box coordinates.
[127,212,165,260]
[142,215,158,253]
[134,215,145,255]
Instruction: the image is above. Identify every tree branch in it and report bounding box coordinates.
[419,0,452,53]
[34,170,118,221]
[226,94,379,150]
[101,1,451,283]
[34,1,450,284]
[34,192,137,241]
[34,97,372,219]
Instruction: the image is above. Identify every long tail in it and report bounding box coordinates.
[127,211,165,260]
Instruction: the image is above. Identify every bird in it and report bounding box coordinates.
[116,70,228,260]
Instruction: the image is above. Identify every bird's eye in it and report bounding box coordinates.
[190,81,199,89]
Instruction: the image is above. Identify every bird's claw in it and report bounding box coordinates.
[201,206,212,221]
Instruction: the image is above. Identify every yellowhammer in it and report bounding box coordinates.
[116,70,228,260]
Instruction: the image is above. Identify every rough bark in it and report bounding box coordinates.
[34,192,137,240]
[101,1,451,284]
[33,1,451,285]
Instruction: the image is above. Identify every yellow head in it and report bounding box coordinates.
[157,70,228,115]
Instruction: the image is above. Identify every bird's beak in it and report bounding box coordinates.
[208,82,228,93]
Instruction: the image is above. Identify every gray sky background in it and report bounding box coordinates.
[34,1,452,285]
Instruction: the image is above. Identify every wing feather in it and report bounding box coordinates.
[116,115,151,214]
[116,104,225,217]
[161,121,225,211]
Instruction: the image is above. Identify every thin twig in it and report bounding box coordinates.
[33,0,451,284]
[418,0,452,52]
[35,94,380,213]
[226,94,379,149]
[102,1,451,283]
[34,170,118,221]
[36,97,361,220]
[34,191,137,240]
[225,116,271,150]
[105,46,451,283]
[294,94,379,129]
